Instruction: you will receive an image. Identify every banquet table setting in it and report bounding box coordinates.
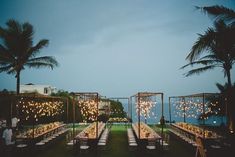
[16,121,66,139]
[75,122,105,140]
[171,122,221,139]
[132,122,161,140]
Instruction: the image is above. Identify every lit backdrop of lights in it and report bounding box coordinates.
[173,98,219,120]
[170,94,221,122]
[74,93,100,123]
[78,99,98,122]
[131,92,164,124]
[135,96,157,120]
[16,97,64,122]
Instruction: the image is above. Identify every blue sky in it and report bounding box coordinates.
[0,0,235,99]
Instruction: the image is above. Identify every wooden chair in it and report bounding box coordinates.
[162,134,170,150]
[146,138,156,150]
[195,137,207,157]
[79,138,89,153]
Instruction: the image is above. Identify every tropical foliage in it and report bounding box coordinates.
[109,100,126,118]
[182,5,235,132]
[0,19,58,94]
[198,5,235,25]
[181,20,235,86]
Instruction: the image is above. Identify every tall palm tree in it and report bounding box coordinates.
[181,19,235,132]
[194,5,235,133]
[181,20,235,86]
[0,19,58,94]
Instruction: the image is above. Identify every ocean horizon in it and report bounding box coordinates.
[121,102,226,126]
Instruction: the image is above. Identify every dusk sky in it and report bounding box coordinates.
[0,0,235,99]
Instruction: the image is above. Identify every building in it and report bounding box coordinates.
[20,83,57,95]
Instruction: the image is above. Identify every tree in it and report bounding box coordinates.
[0,19,58,94]
[181,20,235,87]
[182,5,235,132]
[181,19,235,132]
[109,100,126,118]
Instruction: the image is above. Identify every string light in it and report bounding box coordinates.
[17,97,64,121]
[78,97,98,122]
[16,122,63,138]
[175,122,219,138]
[135,96,157,120]
[172,97,218,120]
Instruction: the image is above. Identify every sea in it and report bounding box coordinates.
[121,102,226,126]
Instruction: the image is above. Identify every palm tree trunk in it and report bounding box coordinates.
[227,69,232,88]
[16,71,20,95]
[226,69,234,132]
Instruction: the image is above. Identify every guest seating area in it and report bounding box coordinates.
[35,127,69,147]
[127,128,138,148]
[97,128,110,146]
[169,126,197,147]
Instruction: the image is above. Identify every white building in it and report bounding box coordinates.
[20,83,57,95]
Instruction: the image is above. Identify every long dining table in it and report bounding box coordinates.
[132,122,162,141]
[16,122,66,144]
[75,122,105,141]
[171,122,220,139]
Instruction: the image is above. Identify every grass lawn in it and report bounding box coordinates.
[27,124,195,157]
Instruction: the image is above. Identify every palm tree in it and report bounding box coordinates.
[181,19,235,132]
[0,19,58,94]
[193,5,235,133]
[181,20,235,86]
[197,5,235,25]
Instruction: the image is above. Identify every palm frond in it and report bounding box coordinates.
[184,65,216,77]
[0,44,15,62]
[25,62,56,69]
[186,28,216,62]
[0,26,5,37]
[181,59,219,69]
[0,64,13,73]
[26,56,58,69]
[21,22,34,51]
[28,39,49,57]
[215,83,225,92]
[199,54,218,60]
[197,5,235,23]
[6,19,22,34]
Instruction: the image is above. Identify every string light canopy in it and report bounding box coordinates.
[71,92,101,138]
[16,94,65,123]
[72,92,101,122]
[169,93,221,124]
[131,92,164,123]
[130,92,164,139]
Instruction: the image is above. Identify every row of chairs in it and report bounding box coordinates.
[169,128,197,147]
[146,138,156,150]
[67,138,90,152]
[127,128,138,148]
[97,128,109,146]
[158,134,170,150]
[152,125,170,150]
[36,128,69,146]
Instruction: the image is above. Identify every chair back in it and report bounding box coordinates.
[195,137,207,157]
